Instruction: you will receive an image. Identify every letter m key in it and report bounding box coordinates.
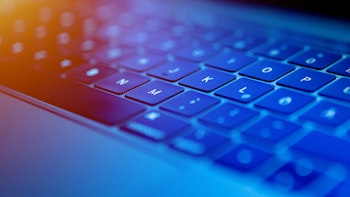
[148,89,162,96]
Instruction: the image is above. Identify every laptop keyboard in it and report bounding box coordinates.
[1,1,350,196]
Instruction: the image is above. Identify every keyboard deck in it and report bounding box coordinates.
[1,1,350,196]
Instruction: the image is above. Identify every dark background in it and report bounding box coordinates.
[222,0,350,22]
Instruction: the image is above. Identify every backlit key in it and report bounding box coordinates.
[122,111,189,141]
[319,78,350,102]
[301,101,350,126]
[255,88,314,114]
[289,49,341,70]
[216,144,271,172]
[171,129,229,156]
[240,60,294,82]
[277,68,335,92]
[215,78,274,103]
[126,80,184,105]
[179,69,235,92]
[160,91,219,117]
[199,102,258,129]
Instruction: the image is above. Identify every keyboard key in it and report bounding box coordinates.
[174,43,219,62]
[122,111,189,141]
[40,54,86,73]
[120,30,151,46]
[319,78,350,102]
[253,40,302,60]
[66,64,117,84]
[239,60,294,82]
[179,69,235,92]
[92,46,133,64]
[126,80,184,105]
[266,162,320,190]
[327,181,350,197]
[205,51,257,72]
[292,131,350,166]
[327,57,350,77]
[289,49,341,70]
[277,68,336,92]
[160,91,219,117]
[255,88,315,114]
[94,72,150,94]
[171,129,229,156]
[119,52,166,72]
[147,61,199,82]
[0,68,145,126]
[215,78,274,103]
[216,144,271,171]
[219,32,266,51]
[301,101,350,126]
[147,36,188,53]
[199,102,259,129]
[243,116,300,144]
[193,26,230,42]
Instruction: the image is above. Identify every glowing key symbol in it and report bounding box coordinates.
[262,67,273,73]
[189,98,201,105]
[145,112,160,121]
[192,48,205,57]
[321,108,337,120]
[168,67,180,74]
[137,57,150,65]
[201,76,214,83]
[108,49,121,59]
[306,58,316,64]
[227,58,236,64]
[278,96,292,106]
[86,68,99,77]
[269,48,280,56]
[60,59,72,68]
[344,86,350,94]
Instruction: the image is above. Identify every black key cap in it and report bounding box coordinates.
[0,68,145,125]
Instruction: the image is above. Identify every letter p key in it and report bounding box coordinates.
[300,76,312,82]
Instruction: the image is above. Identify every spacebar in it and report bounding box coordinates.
[292,131,350,166]
[0,68,145,125]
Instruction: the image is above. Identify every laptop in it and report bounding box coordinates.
[1,0,350,196]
